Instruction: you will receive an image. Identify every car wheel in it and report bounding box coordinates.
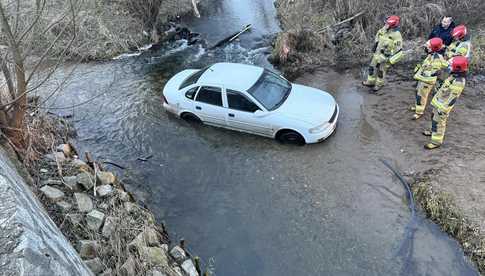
[181,112,202,125]
[277,130,305,145]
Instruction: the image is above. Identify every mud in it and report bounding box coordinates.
[360,67,485,273]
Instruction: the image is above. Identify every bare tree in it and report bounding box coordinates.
[0,0,80,147]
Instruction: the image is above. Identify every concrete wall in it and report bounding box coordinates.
[0,146,92,276]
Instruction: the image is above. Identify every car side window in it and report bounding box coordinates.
[195,86,223,106]
[185,87,199,100]
[227,90,260,113]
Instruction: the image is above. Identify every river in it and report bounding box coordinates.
[41,0,478,275]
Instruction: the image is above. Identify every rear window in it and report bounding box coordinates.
[179,66,210,90]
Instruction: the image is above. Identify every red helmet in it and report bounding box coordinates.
[451,25,467,40]
[386,15,400,28]
[427,37,444,52]
[450,56,468,73]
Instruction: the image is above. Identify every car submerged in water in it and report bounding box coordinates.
[162,62,339,144]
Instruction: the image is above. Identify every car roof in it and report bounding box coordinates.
[197,63,264,91]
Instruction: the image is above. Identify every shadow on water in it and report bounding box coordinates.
[35,0,480,275]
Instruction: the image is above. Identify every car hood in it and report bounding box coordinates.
[276,84,337,125]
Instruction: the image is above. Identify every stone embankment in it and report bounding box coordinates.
[30,143,201,275]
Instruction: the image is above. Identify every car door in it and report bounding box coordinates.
[193,85,226,127]
[225,89,273,136]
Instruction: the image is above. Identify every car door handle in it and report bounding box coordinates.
[228,113,235,117]
[196,106,202,110]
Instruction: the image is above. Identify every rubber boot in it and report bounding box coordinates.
[422,130,432,136]
[424,142,441,150]
[362,80,375,87]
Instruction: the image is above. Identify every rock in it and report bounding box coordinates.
[144,228,160,247]
[77,240,97,259]
[124,202,137,213]
[84,257,105,274]
[72,159,91,171]
[44,152,67,163]
[42,179,62,186]
[96,185,113,197]
[66,213,83,225]
[77,172,94,190]
[56,144,74,157]
[86,210,105,232]
[99,268,114,276]
[169,246,186,263]
[128,228,160,251]
[147,270,167,276]
[56,201,72,212]
[97,171,116,185]
[40,185,65,202]
[74,193,94,212]
[172,267,184,276]
[161,244,169,252]
[100,268,113,276]
[63,176,82,191]
[40,168,48,173]
[118,190,131,202]
[182,259,199,276]
[102,216,117,238]
[120,256,136,276]
[98,203,109,210]
[140,246,169,266]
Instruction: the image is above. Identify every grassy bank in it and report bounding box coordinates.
[413,176,485,273]
[273,0,485,73]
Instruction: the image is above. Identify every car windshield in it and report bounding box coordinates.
[247,70,292,111]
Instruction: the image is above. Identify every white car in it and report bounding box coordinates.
[162,62,339,144]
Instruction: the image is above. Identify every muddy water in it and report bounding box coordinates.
[40,1,478,275]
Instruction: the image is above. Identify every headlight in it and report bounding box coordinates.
[309,122,330,134]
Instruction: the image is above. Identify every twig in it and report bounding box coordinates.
[103,161,126,170]
[317,11,366,33]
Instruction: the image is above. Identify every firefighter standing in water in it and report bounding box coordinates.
[362,15,403,91]
[423,56,468,149]
[412,37,448,120]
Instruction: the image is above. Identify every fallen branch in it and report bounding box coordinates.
[317,11,365,34]
[192,0,200,18]
[209,24,252,49]
[137,155,153,162]
[103,161,126,170]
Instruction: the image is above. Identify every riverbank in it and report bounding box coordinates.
[365,73,485,274]
[47,0,207,60]
[273,1,485,273]
[1,112,203,275]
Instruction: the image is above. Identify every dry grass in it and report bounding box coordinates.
[276,0,485,69]
[412,175,485,273]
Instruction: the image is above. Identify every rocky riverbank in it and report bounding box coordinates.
[29,142,202,275]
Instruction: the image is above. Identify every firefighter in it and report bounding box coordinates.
[445,25,472,61]
[362,15,403,91]
[412,37,448,120]
[423,56,468,149]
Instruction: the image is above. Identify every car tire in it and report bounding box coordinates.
[277,130,305,145]
[181,112,202,125]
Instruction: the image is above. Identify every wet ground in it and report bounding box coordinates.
[38,0,479,275]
